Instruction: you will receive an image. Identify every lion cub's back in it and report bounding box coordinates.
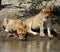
[8,18,24,30]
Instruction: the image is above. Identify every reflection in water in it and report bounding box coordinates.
[0,40,60,52]
[26,40,53,52]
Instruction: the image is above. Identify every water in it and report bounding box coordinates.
[0,39,60,52]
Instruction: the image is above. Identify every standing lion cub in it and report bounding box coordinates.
[24,5,53,38]
[2,18,27,40]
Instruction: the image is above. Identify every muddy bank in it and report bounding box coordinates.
[0,26,59,41]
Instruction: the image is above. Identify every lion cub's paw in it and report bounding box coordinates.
[48,34,53,38]
[40,33,45,37]
[32,32,38,35]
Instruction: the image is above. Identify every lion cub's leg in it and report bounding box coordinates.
[40,21,45,37]
[27,23,38,35]
[47,24,53,38]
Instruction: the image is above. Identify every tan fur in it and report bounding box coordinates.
[2,18,27,39]
[24,5,53,38]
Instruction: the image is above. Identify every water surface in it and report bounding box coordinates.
[0,39,60,52]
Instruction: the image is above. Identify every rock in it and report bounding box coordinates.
[2,0,19,6]
[42,0,60,7]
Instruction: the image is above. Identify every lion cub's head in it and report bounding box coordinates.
[42,5,53,14]
[17,25,27,40]
[2,18,27,40]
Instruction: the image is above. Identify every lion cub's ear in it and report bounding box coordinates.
[42,5,46,9]
[42,5,53,11]
[22,22,25,26]
[49,5,53,11]
[4,18,8,23]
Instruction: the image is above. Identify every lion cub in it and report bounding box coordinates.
[2,18,27,40]
[24,5,53,38]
